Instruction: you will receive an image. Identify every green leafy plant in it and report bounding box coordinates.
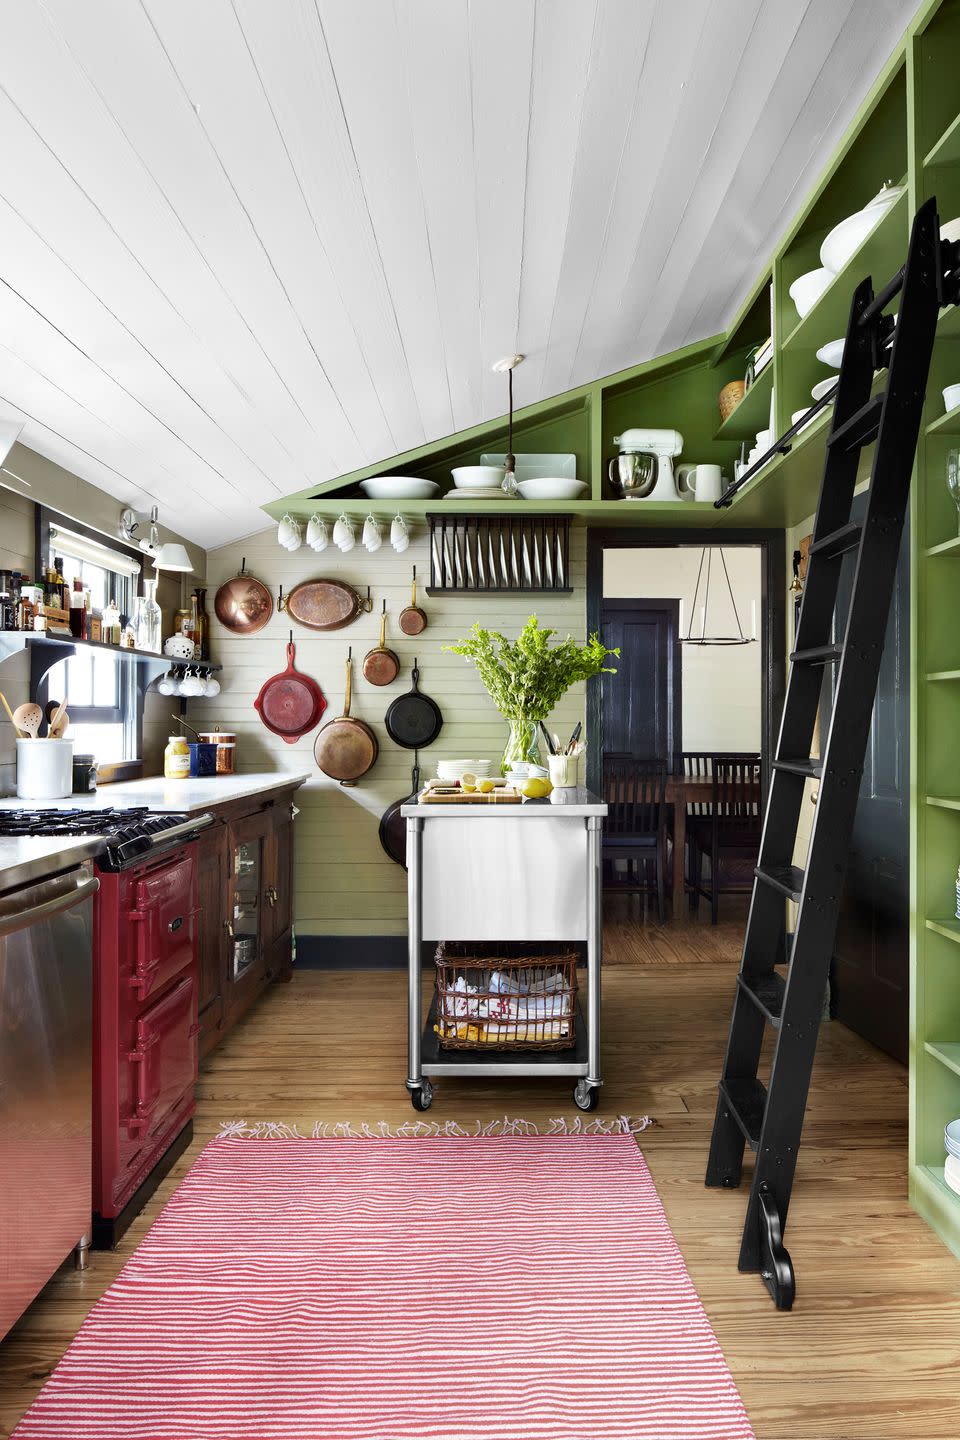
[446,615,618,723]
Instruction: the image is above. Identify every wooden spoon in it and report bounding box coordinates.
[0,691,26,737]
[48,699,68,738]
[12,703,43,738]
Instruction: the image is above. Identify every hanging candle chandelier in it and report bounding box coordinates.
[681,547,757,646]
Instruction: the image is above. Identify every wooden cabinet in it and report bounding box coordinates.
[192,784,300,1058]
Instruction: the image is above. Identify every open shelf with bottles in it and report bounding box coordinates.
[0,631,221,672]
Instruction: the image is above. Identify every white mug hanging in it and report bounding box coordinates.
[281,516,302,551]
[203,676,221,698]
[333,513,355,552]
[362,514,382,552]
[180,668,205,698]
[391,514,409,553]
[277,513,298,548]
[307,514,328,551]
[157,671,176,696]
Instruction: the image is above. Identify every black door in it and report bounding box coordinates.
[823,493,909,1062]
[600,600,681,767]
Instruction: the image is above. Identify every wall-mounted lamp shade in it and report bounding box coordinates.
[153,543,193,573]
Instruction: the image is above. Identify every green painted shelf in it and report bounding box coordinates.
[781,190,909,357]
[926,919,960,944]
[926,670,960,680]
[925,1041,960,1079]
[924,108,960,167]
[713,365,774,442]
[926,405,960,436]
[925,534,960,557]
[926,796,960,812]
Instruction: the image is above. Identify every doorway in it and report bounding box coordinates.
[587,527,786,930]
[600,599,681,769]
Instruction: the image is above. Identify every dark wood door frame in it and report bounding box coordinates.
[600,597,682,765]
[586,527,787,797]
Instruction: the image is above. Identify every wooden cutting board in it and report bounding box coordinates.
[418,788,522,804]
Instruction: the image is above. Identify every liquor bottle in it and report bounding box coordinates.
[195,587,210,660]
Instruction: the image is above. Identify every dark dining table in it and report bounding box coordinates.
[663,772,762,908]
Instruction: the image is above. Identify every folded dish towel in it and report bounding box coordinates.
[443,969,572,1022]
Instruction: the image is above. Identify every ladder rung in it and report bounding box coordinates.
[773,758,822,779]
[755,864,805,901]
[737,971,786,1028]
[827,393,884,453]
[790,644,843,666]
[718,1077,768,1150]
[809,522,862,560]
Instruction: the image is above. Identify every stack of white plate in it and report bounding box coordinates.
[944,1120,960,1194]
[436,759,492,783]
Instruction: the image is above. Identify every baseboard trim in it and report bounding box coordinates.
[295,936,588,970]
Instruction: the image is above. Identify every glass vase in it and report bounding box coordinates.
[135,577,162,654]
[500,715,542,775]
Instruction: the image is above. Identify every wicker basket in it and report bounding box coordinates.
[434,941,578,1051]
[718,380,746,422]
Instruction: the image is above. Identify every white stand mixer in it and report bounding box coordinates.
[609,428,684,501]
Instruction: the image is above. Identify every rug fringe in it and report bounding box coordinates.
[216,1114,655,1141]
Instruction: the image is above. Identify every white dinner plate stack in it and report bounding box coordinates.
[436,759,492,783]
[944,1119,960,1194]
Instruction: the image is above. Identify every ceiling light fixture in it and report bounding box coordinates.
[681,547,757,646]
[119,505,193,572]
[492,354,524,495]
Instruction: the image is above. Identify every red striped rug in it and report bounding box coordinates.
[15,1135,754,1440]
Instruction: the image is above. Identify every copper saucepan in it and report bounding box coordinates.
[314,649,378,787]
[363,601,401,686]
[398,565,427,636]
[214,557,273,635]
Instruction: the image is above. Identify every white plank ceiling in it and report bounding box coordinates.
[0,0,918,547]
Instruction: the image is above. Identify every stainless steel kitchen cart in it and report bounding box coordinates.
[401,787,607,1112]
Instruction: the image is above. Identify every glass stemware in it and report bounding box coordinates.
[947,448,960,533]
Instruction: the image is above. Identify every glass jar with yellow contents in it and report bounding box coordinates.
[163,734,190,780]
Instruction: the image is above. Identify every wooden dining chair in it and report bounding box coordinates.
[601,755,668,923]
[687,753,762,924]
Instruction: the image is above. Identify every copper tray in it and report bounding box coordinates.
[214,561,273,635]
[280,579,372,632]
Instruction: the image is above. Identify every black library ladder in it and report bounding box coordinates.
[705,197,960,1309]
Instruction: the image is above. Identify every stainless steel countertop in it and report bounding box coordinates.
[0,835,105,894]
[401,785,607,818]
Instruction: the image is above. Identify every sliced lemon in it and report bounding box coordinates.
[478,778,495,793]
[461,771,478,793]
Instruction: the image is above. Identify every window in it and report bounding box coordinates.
[36,512,143,764]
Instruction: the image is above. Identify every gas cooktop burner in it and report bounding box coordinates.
[0,807,213,870]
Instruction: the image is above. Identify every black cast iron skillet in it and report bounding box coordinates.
[384,661,442,749]
[378,754,421,868]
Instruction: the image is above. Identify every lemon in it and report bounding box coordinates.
[521,777,552,799]
[461,771,477,793]
[478,778,495,793]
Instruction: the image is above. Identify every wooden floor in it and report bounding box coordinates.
[1,938,958,1438]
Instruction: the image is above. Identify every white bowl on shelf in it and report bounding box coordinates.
[515,478,587,501]
[943,383,960,413]
[816,338,845,369]
[788,267,832,319]
[359,476,440,500]
[945,1118,960,1160]
[811,377,838,402]
[820,182,906,274]
[450,465,506,490]
[791,408,820,434]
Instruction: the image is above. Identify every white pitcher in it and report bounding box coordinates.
[677,463,724,503]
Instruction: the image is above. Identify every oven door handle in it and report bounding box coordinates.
[0,875,99,939]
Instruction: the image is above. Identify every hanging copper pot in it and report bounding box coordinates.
[213,558,273,636]
[314,650,379,786]
[362,601,401,686]
[398,565,427,636]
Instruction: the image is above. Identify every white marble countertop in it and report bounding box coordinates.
[401,785,607,818]
[0,834,104,893]
[0,771,310,815]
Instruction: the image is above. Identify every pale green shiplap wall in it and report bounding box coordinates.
[193,525,588,937]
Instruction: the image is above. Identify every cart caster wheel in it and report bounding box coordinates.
[410,1081,434,1112]
[574,1080,599,1112]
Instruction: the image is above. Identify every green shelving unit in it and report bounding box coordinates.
[258,0,960,1269]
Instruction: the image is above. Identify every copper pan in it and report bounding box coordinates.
[314,649,378,787]
[362,601,401,686]
[214,558,273,635]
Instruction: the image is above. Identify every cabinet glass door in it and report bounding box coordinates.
[232,839,262,979]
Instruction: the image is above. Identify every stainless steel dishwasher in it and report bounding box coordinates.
[0,861,98,1341]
